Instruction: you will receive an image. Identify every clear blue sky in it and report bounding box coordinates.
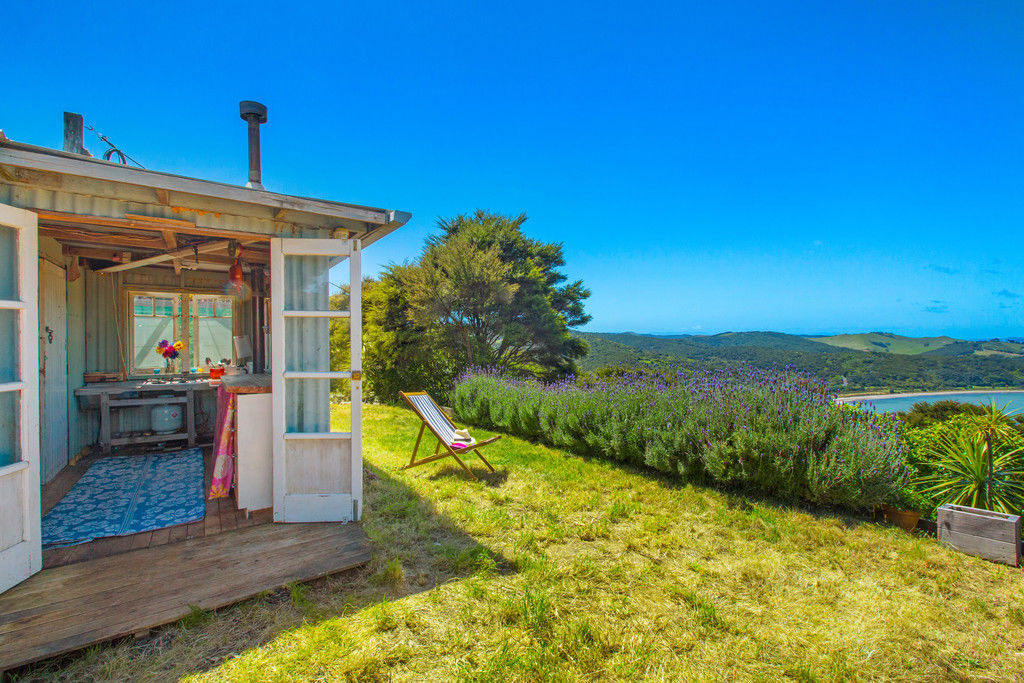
[4,1,1021,339]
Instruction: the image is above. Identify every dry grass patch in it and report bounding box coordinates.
[13,404,1024,681]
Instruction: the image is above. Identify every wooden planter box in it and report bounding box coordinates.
[937,504,1021,566]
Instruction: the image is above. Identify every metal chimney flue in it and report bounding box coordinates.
[239,101,268,190]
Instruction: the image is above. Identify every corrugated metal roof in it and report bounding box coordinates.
[0,138,411,246]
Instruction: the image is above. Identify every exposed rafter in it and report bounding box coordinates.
[95,240,232,274]
[161,229,181,274]
[34,209,272,242]
[38,226,166,249]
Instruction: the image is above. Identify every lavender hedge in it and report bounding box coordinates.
[450,367,908,510]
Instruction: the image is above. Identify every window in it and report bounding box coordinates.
[192,295,235,367]
[130,293,181,373]
[128,290,236,374]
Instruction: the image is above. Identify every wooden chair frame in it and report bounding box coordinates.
[399,391,501,480]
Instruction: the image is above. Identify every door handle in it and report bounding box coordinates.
[45,326,54,344]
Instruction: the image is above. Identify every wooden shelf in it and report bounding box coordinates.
[84,380,201,453]
[110,432,189,446]
[108,397,188,408]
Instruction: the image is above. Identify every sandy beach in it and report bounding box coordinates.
[836,389,1024,403]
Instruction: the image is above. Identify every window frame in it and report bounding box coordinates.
[190,293,238,369]
[125,287,238,376]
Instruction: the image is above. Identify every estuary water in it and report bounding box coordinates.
[845,391,1024,414]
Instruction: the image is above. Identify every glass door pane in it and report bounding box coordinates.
[0,224,18,300]
[0,382,18,467]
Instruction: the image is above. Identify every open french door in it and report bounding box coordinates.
[0,203,41,593]
[270,238,362,522]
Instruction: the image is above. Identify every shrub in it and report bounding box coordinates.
[451,367,908,510]
[896,400,987,429]
[903,411,1024,518]
[916,420,1024,515]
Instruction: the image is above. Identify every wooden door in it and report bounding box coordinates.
[0,203,41,594]
[39,259,68,483]
[270,238,362,522]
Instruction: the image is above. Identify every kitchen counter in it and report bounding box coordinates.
[220,374,272,394]
[74,379,213,453]
[75,378,212,395]
[215,375,273,512]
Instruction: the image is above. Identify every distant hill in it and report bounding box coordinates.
[584,330,1024,358]
[686,331,839,352]
[579,331,836,354]
[810,332,959,355]
[573,330,1024,393]
[921,340,1024,357]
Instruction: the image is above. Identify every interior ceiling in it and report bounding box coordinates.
[36,210,270,273]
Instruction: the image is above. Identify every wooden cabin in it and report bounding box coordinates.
[0,109,410,670]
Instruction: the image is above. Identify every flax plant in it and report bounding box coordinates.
[920,406,1024,514]
[972,400,1020,509]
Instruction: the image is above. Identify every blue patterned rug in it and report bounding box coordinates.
[42,448,206,548]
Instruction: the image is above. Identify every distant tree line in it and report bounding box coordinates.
[896,400,1024,431]
[577,333,1024,394]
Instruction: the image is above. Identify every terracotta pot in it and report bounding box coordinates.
[882,504,922,531]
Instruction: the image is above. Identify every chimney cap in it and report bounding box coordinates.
[239,101,268,124]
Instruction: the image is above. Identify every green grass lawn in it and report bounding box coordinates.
[22,404,1024,681]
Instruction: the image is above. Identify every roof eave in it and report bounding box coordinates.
[0,138,409,238]
[362,210,412,247]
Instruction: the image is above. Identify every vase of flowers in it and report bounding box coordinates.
[156,339,186,374]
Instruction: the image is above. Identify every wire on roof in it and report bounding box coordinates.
[84,123,145,169]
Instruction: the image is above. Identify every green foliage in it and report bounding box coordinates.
[450,368,908,511]
[288,582,315,613]
[416,211,591,372]
[901,403,1024,517]
[177,604,213,629]
[900,414,968,517]
[329,288,352,396]
[923,339,1024,357]
[369,558,405,587]
[896,400,986,429]
[971,401,1020,448]
[902,415,974,477]
[891,482,932,512]
[363,211,590,403]
[969,401,1023,510]
[918,425,1024,514]
[362,272,458,403]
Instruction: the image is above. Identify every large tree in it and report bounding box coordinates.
[363,210,590,402]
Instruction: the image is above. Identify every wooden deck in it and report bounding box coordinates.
[0,521,371,671]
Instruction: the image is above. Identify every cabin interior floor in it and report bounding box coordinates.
[40,445,271,569]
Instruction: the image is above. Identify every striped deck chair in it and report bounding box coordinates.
[399,391,501,479]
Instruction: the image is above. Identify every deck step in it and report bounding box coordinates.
[0,522,371,671]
